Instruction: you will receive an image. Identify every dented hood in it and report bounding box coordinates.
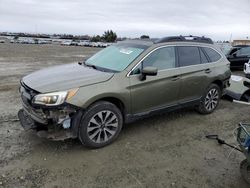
[22,63,114,93]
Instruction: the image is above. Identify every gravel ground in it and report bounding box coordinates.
[0,43,249,188]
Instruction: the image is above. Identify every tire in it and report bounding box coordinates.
[241,93,250,102]
[78,101,123,148]
[196,84,221,114]
[240,159,250,184]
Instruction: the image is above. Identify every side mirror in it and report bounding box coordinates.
[140,66,158,81]
[232,53,237,57]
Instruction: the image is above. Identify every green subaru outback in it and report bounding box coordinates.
[18,36,231,148]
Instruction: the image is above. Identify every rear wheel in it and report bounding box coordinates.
[78,101,123,148]
[196,84,221,114]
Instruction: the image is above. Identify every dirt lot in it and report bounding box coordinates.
[0,43,249,188]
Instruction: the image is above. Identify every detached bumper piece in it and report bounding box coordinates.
[18,109,37,130]
[36,129,73,141]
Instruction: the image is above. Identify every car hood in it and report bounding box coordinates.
[22,63,114,93]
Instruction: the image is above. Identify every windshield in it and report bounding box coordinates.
[85,43,146,72]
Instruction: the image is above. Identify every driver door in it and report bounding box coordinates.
[128,46,181,114]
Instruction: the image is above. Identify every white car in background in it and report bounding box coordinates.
[244,59,250,78]
[90,42,98,47]
[38,40,52,44]
[78,41,90,46]
[101,43,108,47]
[19,38,35,44]
[61,40,72,46]
[78,41,85,46]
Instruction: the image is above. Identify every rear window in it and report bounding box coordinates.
[178,46,201,67]
[202,47,221,62]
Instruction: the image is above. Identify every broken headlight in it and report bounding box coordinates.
[32,88,78,106]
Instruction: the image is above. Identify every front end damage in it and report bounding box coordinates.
[18,82,81,141]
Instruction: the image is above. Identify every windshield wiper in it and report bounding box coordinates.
[79,61,117,73]
[82,61,97,70]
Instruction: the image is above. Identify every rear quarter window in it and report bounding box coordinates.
[202,47,222,62]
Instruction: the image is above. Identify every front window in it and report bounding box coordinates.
[143,47,176,70]
[131,46,176,75]
[85,43,146,72]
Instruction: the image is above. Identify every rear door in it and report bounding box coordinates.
[128,46,181,114]
[177,46,210,103]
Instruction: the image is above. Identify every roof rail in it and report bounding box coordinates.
[155,35,214,44]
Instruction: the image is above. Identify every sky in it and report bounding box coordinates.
[0,0,250,40]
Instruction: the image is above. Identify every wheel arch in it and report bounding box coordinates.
[71,96,127,139]
[211,80,223,91]
[94,97,126,117]
[84,95,128,117]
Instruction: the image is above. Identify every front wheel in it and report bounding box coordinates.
[78,101,123,148]
[196,84,221,114]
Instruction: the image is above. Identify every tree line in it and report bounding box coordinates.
[91,30,117,42]
[2,30,151,43]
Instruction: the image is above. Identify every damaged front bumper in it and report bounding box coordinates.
[18,83,81,141]
[18,104,78,141]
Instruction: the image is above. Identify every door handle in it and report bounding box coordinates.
[171,75,180,81]
[205,68,211,73]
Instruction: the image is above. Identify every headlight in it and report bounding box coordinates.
[32,88,78,106]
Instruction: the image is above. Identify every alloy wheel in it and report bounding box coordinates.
[204,88,219,111]
[87,110,119,144]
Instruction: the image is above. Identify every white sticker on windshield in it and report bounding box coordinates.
[231,75,243,82]
[119,48,133,55]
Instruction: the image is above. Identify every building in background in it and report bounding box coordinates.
[232,39,250,46]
